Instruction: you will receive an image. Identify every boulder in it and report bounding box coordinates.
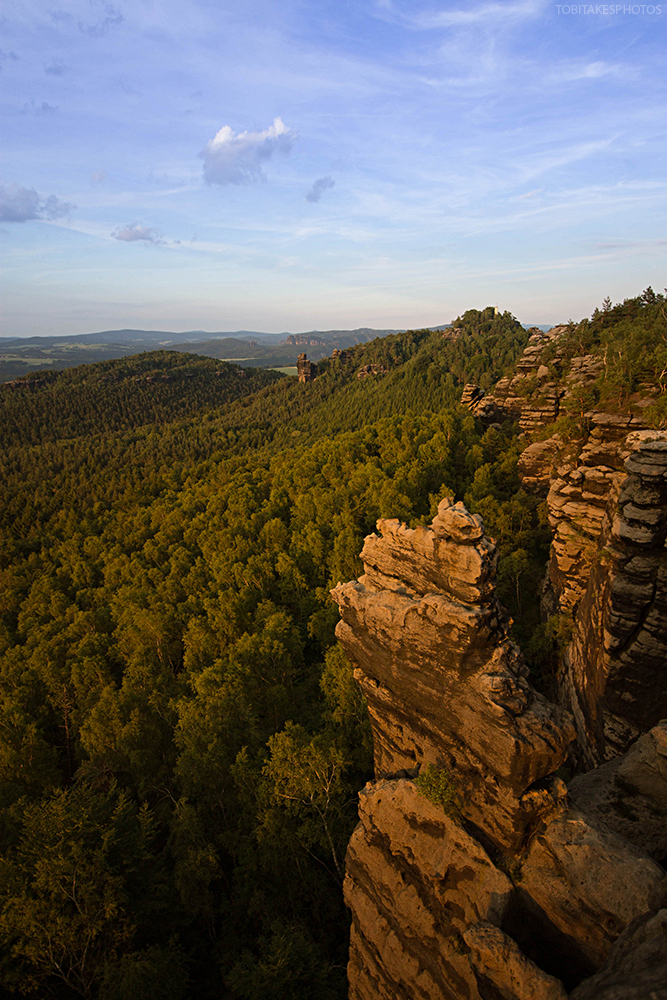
[520,807,664,968]
[568,721,667,861]
[463,922,567,1000]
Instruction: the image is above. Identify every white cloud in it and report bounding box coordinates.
[111,222,165,244]
[199,117,297,186]
[0,183,75,222]
[306,176,335,203]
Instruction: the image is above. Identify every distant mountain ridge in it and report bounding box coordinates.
[0,326,420,382]
[0,327,411,349]
[0,321,556,383]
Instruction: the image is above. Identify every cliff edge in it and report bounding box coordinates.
[332,479,667,997]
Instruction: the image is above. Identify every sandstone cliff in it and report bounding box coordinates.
[464,323,667,768]
[332,482,667,998]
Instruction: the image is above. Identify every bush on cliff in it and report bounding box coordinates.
[415,764,460,819]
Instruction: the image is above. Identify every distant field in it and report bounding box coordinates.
[0,358,58,382]
[271,366,298,376]
[0,356,55,364]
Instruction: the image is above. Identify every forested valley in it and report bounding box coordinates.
[1,292,665,999]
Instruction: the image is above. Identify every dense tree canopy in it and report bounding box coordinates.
[0,293,662,997]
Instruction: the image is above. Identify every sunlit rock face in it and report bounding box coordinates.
[332,496,667,1000]
[332,498,575,854]
[545,414,651,619]
[344,779,513,1000]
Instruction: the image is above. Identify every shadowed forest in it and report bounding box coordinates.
[0,290,665,999]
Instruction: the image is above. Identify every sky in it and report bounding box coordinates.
[1,0,666,336]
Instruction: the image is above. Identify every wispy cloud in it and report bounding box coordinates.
[44,60,68,75]
[111,222,165,244]
[375,0,546,29]
[21,100,58,115]
[48,1,123,37]
[422,0,545,27]
[595,237,667,252]
[306,176,335,203]
[0,49,20,68]
[0,183,75,222]
[546,60,627,83]
[199,117,297,186]
[79,2,122,37]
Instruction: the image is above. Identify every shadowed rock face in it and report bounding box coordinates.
[568,721,667,863]
[569,877,667,1000]
[332,495,667,1000]
[559,431,667,766]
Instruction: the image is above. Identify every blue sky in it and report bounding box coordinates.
[1,0,666,336]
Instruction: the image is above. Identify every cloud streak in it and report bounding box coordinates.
[0,183,75,222]
[306,176,335,203]
[111,222,165,244]
[381,0,547,29]
[199,117,297,185]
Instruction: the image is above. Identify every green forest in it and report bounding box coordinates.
[0,291,665,999]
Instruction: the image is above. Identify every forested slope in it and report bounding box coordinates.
[1,295,660,1000]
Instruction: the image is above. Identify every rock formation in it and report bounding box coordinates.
[461,325,605,438]
[464,320,666,770]
[297,353,318,382]
[462,326,568,427]
[557,430,667,767]
[356,363,387,379]
[332,487,667,999]
[332,500,574,853]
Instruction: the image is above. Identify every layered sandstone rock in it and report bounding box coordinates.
[332,498,575,852]
[519,805,662,969]
[463,923,568,1000]
[345,780,513,1000]
[545,413,650,617]
[338,318,667,999]
[460,383,484,410]
[333,495,667,1000]
[465,326,568,428]
[463,326,605,443]
[558,430,667,765]
[517,436,563,494]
